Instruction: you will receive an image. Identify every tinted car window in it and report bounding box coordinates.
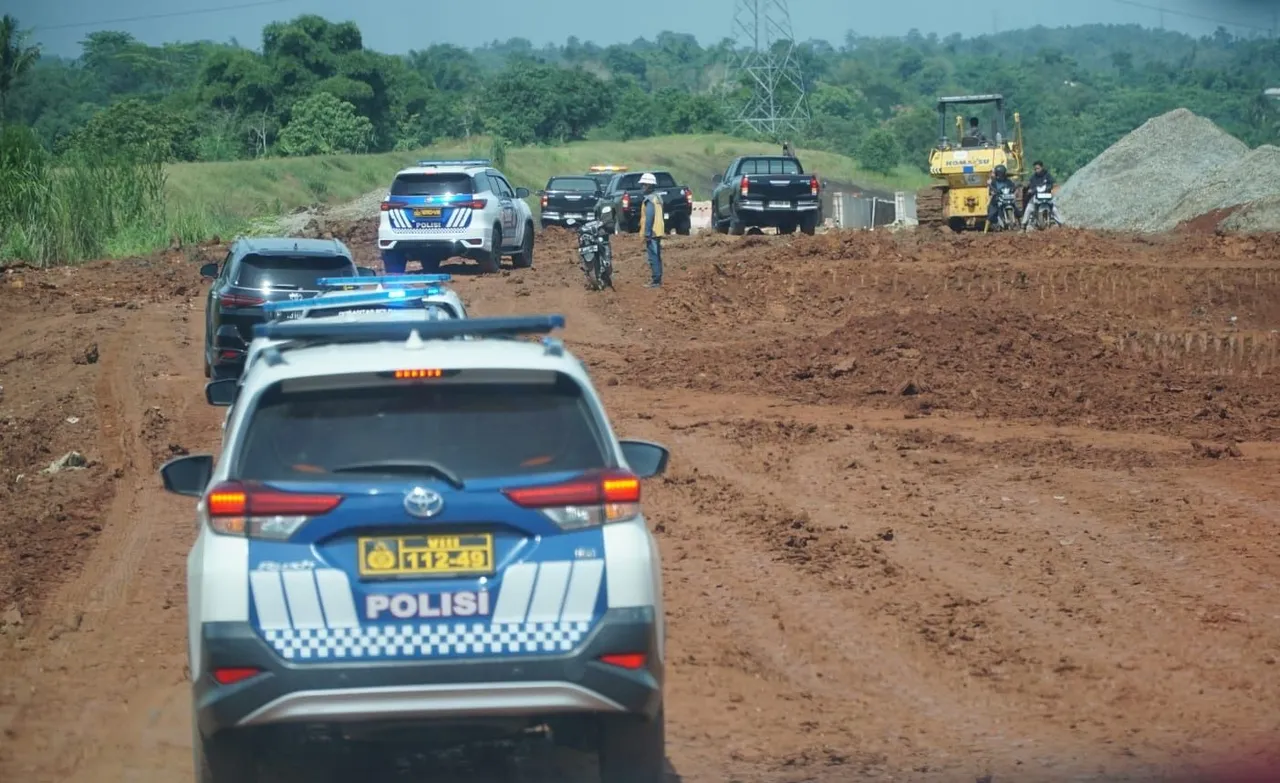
[548,177,599,192]
[616,172,677,189]
[237,373,608,481]
[391,173,475,196]
[235,254,354,289]
[738,158,803,175]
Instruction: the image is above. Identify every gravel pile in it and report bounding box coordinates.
[1057,108,1249,232]
[1165,144,1280,229]
[1220,194,1280,232]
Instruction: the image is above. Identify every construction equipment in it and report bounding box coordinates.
[916,94,1025,232]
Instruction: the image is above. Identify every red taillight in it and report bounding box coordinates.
[380,200,407,212]
[205,480,343,538]
[682,187,692,202]
[540,194,548,208]
[219,292,265,308]
[218,350,241,360]
[503,470,641,529]
[212,667,262,685]
[461,198,487,209]
[621,193,630,210]
[740,176,749,197]
[598,653,647,670]
[810,176,819,196]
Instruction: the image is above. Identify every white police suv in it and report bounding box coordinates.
[162,314,670,783]
[378,159,536,275]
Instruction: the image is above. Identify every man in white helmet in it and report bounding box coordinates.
[639,172,664,288]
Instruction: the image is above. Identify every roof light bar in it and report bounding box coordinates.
[416,159,491,167]
[252,314,565,342]
[317,274,452,289]
[262,290,427,314]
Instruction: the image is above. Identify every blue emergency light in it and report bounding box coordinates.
[317,274,452,288]
[262,289,427,315]
[415,159,491,168]
[253,314,564,342]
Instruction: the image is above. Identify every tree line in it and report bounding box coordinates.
[3,15,1280,178]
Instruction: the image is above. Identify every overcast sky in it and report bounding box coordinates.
[11,0,1280,58]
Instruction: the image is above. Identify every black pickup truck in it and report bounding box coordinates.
[537,175,604,229]
[595,171,693,235]
[711,155,821,235]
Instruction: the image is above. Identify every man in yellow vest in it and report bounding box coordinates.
[639,172,664,288]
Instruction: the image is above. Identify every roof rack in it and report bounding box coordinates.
[415,159,491,168]
[252,314,565,345]
[262,289,428,316]
[317,274,452,290]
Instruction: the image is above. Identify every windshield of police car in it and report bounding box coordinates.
[236,372,609,481]
[391,173,474,196]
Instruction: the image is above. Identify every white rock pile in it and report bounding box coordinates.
[1056,108,1280,233]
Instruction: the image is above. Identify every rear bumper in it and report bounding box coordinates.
[194,607,662,736]
[378,236,488,259]
[540,212,594,227]
[733,198,820,225]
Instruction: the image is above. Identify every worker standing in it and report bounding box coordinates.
[639,172,664,288]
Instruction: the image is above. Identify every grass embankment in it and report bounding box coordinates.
[5,135,927,266]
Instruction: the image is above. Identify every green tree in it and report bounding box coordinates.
[69,98,199,161]
[276,91,373,156]
[0,14,40,124]
[857,127,901,175]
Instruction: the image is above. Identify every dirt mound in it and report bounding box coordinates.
[1058,108,1249,232]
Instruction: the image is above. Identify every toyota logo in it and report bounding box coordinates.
[403,487,444,518]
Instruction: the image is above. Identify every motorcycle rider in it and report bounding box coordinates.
[986,164,1015,228]
[639,172,664,288]
[1020,160,1063,227]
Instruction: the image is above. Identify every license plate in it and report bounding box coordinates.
[768,201,790,208]
[664,212,670,219]
[282,311,302,320]
[413,207,442,217]
[358,534,495,579]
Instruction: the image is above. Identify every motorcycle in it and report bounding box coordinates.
[987,183,1019,232]
[577,205,615,291]
[1026,183,1058,231]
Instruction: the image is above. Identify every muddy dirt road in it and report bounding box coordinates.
[2,226,1279,782]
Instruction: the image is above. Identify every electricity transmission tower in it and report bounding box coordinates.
[725,0,810,138]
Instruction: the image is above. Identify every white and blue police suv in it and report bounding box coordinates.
[378,159,536,275]
[162,314,670,783]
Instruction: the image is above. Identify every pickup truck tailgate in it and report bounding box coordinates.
[744,175,813,200]
[546,191,598,212]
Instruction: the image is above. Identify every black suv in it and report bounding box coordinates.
[199,237,374,379]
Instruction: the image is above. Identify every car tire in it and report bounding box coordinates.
[477,225,502,273]
[194,725,259,783]
[511,223,534,269]
[598,707,665,783]
[728,214,746,236]
[675,216,691,236]
[203,351,211,378]
[800,214,818,235]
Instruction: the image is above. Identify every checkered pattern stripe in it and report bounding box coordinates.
[387,207,473,230]
[263,621,591,660]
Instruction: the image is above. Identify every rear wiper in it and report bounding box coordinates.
[330,460,464,488]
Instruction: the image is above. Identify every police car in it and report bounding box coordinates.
[378,159,536,275]
[161,315,670,783]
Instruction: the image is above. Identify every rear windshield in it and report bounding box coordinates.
[547,177,599,192]
[391,173,474,197]
[235,254,354,289]
[236,373,608,481]
[738,158,803,175]
[615,172,677,190]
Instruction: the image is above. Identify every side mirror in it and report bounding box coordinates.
[357,266,377,277]
[620,439,670,479]
[205,378,239,406]
[199,263,218,279]
[214,325,246,352]
[160,454,214,497]
[515,187,531,199]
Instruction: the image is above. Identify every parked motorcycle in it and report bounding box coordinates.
[577,206,615,291]
[1026,183,1058,231]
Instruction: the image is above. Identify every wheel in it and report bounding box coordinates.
[511,223,534,269]
[778,222,796,235]
[674,216,691,236]
[477,225,502,273]
[728,214,745,236]
[419,254,443,273]
[799,214,817,235]
[598,708,665,783]
[195,724,258,783]
[203,350,211,378]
